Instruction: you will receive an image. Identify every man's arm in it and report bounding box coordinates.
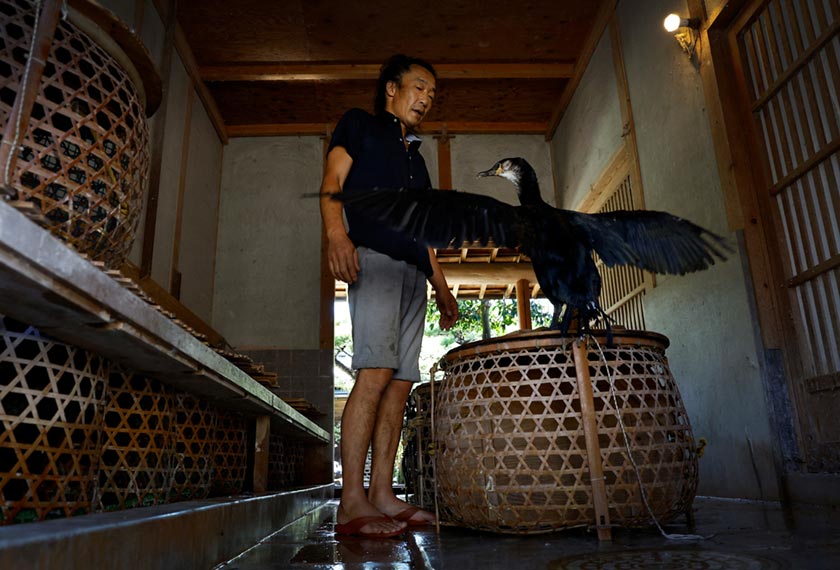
[320,146,359,283]
[427,247,459,330]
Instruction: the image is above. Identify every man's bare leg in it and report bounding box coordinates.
[337,368,407,534]
[368,379,436,524]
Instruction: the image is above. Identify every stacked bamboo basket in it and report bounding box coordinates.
[0,0,161,268]
[0,314,259,524]
[429,329,698,535]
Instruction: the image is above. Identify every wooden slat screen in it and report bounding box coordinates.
[738,0,840,379]
[594,174,647,331]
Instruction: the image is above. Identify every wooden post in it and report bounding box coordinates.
[572,338,612,542]
[0,0,63,199]
[253,415,270,493]
[515,278,532,330]
[435,130,452,189]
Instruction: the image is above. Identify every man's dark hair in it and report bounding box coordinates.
[374,54,437,115]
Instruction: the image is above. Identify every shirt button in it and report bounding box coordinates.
[410,175,413,179]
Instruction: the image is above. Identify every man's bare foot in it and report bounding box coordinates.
[370,494,436,525]
[337,499,407,535]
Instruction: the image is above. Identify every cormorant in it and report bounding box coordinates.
[334,157,730,334]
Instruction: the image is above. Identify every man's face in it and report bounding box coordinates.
[386,65,436,130]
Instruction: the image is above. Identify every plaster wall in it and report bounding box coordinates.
[550,31,623,210]
[127,0,165,265]
[451,135,555,207]
[213,137,323,349]
[177,95,223,322]
[101,0,223,324]
[615,0,778,499]
[149,56,190,288]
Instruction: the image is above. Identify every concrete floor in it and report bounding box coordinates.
[217,497,840,569]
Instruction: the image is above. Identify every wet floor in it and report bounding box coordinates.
[216,497,840,569]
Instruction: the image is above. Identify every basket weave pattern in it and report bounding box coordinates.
[170,392,216,501]
[97,368,174,511]
[435,335,697,533]
[210,410,247,496]
[402,381,438,511]
[1,0,150,267]
[268,435,304,491]
[0,315,107,524]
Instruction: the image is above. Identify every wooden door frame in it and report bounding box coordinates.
[697,0,807,471]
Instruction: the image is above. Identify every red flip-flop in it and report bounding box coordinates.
[392,506,436,527]
[334,516,405,538]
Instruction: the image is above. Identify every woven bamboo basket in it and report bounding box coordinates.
[434,329,698,534]
[97,367,174,511]
[402,381,440,511]
[210,410,247,496]
[0,0,161,267]
[268,435,304,491]
[0,314,108,524]
[170,392,216,502]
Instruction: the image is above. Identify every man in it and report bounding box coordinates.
[320,54,458,538]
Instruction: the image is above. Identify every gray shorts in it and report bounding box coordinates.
[348,247,428,382]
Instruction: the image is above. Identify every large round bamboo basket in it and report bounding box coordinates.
[402,381,439,511]
[434,329,698,534]
[0,314,108,524]
[1,0,161,267]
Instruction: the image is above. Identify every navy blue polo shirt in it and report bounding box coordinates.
[328,108,433,276]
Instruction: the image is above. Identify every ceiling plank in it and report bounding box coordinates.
[200,62,575,82]
[227,121,547,137]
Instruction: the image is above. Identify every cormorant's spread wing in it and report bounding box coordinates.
[576,210,731,274]
[332,188,522,248]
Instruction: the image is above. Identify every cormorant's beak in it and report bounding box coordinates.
[476,164,502,178]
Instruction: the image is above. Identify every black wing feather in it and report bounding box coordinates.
[333,188,523,248]
[575,209,732,275]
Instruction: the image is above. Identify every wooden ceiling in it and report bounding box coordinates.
[176,0,612,138]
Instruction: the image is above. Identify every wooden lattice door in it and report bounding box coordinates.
[729,0,840,470]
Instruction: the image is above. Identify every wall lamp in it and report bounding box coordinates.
[663,13,700,59]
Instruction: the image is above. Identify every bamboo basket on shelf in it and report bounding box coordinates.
[96,367,174,511]
[210,410,247,496]
[267,435,304,491]
[0,0,161,267]
[433,329,698,534]
[0,314,108,524]
[170,392,216,502]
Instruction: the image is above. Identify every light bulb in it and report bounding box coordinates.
[664,13,682,32]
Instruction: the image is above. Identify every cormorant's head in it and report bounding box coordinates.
[477,157,542,205]
[476,158,526,185]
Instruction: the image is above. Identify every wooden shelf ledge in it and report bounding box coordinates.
[0,200,328,443]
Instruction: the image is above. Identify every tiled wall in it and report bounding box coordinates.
[242,348,334,435]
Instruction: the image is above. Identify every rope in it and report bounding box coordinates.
[588,334,706,541]
[429,362,441,534]
[3,0,44,196]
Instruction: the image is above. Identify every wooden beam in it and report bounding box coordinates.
[253,416,270,493]
[227,122,547,138]
[545,0,618,140]
[572,338,612,542]
[119,261,227,347]
[200,62,575,82]
[436,132,453,189]
[319,133,335,351]
[140,0,177,278]
[435,261,536,285]
[515,278,532,331]
[151,0,228,144]
[169,87,195,295]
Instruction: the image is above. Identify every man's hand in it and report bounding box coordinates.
[328,231,360,284]
[435,287,459,330]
